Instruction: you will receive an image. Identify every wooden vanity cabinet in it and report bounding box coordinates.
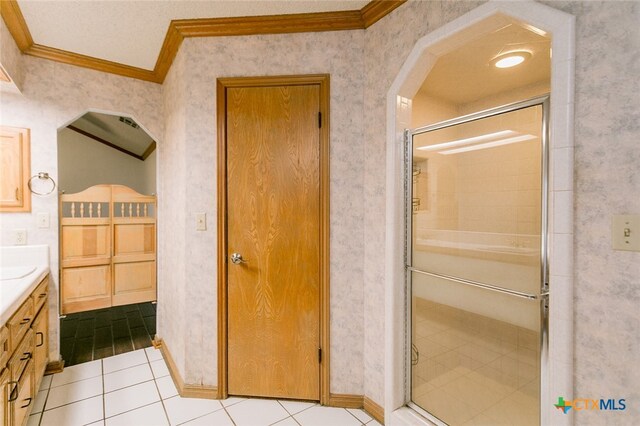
[8,330,34,426]
[31,303,48,392]
[1,274,49,426]
[0,367,8,426]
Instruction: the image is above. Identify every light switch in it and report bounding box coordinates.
[37,212,50,228]
[196,213,207,231]
[612,215,640,251]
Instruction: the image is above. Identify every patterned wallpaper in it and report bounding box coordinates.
[1,2,638,420]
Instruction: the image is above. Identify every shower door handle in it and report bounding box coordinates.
[230,253,246,265]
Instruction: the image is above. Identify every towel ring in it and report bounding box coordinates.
[28,172,57,196]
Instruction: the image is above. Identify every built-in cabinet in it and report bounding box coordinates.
[0,126,31,212]
[1,275,49,426]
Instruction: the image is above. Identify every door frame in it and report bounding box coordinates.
[216,74,331,403]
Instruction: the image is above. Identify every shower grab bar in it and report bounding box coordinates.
[407,266,542,301]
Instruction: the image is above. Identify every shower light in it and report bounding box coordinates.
[417,130,516,151]
[495,55,525,68]
[438,134,537,155]
[492,51,532,68]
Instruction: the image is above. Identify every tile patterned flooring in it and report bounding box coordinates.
[60,303,156,367]
[28,347,381,426]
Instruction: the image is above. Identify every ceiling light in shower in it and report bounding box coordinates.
[493,51,532,68]
[438,134,536,155]
[417,130,517,152]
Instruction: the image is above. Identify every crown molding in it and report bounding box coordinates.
[0,0,31,50]
[1,0,406,84]
[361,0,406,28]
[28,44,159,83]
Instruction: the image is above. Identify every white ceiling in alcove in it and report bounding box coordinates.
[419,17,551,105]
[18,0,369,70]
[68,112,155,156]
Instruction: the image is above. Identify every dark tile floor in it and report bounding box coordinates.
[60,302,157,367]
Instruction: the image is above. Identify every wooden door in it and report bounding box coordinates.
[226,84,321,400]
[0,126,30,212]
[111,185,157,307]
[60,185,157,314]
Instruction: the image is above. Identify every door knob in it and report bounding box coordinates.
[230,253,246,265]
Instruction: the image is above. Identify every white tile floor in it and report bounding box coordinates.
[28,347,382,426]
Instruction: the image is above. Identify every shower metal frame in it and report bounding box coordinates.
[404,95,550,426]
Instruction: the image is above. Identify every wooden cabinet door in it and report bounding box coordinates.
[0,367,8,426]
[226,84,321,400]
[32,305,48,392]
[0,126,30,212]
[10,361,33,426]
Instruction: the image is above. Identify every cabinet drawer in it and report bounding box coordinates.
[9,360,33,426]
[0,325,9,367]
[8,298,34,352]
[32,276,49,315]
[8,329,33,382]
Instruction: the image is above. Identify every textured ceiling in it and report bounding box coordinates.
[18,1,369,70]
[419,19,551,105]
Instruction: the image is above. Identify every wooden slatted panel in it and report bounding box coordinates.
[60,184,157,313]
[111,185,157,307]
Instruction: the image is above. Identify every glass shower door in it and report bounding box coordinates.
[407,99,548,425]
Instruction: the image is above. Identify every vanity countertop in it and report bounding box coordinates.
[0,245,50,324]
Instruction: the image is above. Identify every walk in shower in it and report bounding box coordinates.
[406,97,549,425]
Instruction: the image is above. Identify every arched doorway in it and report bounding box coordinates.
[57,110,159,366]
[385,3,575,425]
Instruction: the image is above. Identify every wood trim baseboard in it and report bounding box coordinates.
[364,396,385,424]
[328,394,385,424]
[0,1,406,84]
[45,359,65,375]
[328,393,364,409]
[153,338,218,399]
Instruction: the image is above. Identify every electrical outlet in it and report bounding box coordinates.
[196,213,207,231]
[14,229,27,245]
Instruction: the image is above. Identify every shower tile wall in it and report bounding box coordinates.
[413,108,543,240]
